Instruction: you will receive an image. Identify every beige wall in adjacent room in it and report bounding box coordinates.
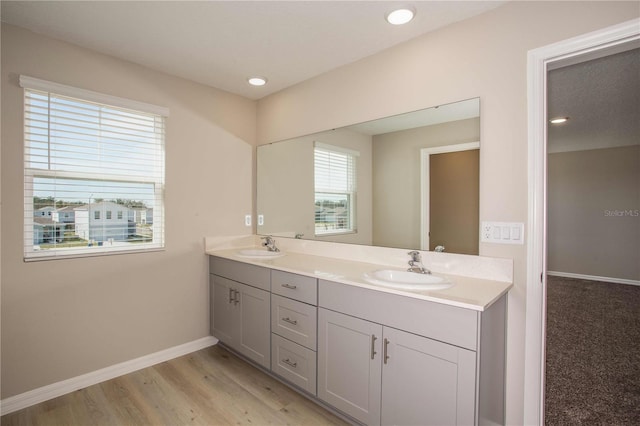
[548,146,640,281]
[256,2,640,423]
[372,117,479,249]
[1,24,256,398]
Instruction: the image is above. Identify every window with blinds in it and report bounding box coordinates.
[314,142,358,236]
[21,76,167,260]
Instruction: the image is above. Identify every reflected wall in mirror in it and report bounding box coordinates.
[257,97,480,254]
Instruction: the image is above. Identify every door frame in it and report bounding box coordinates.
[524,18,639,425]
[419,141,479,250]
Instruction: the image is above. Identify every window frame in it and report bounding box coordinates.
[313,142,358,236]
[21,76,169,261]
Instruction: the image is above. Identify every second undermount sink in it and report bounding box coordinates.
[236,249,285,259]
[363,269,453,290]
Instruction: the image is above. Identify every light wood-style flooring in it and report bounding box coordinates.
[1,344,348,425]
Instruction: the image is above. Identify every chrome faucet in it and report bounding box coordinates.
[407,251,431,274]
[261,236,279,252]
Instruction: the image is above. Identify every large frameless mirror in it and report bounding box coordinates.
[257,97,480,254]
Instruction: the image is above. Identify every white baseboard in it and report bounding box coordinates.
[547,271,640,286]
[0,336,218,416]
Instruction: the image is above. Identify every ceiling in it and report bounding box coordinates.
[0,1,505,100]
[548,44,640,153]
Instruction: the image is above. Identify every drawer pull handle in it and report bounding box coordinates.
[281,283,297,290]
[383,338,390,364]
[371,335,377,360]
[282,317,298,326]
[282,358,297,368]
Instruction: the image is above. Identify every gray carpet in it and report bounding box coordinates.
[545,275,640,425]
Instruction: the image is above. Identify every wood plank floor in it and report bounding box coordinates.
[1,345,348,426]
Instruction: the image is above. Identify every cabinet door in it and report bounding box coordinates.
[236,282,271,369]
[211,275,238,345]
[318,308,382,426]
[381,327,476,426]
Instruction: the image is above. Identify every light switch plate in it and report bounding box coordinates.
[258,214,264,226]
[481,221,524,244]
[244,214,252,227]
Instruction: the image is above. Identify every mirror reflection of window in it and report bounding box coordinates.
[314,142,358,236]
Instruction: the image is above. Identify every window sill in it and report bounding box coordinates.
[24,246,165,262]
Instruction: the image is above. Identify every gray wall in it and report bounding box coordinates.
[1,24,256,398]
[548,145,640,281]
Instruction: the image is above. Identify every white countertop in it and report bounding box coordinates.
[206,246,512,311]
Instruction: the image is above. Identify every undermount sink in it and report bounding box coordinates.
[236,249,285,259]
[363,269,453,290]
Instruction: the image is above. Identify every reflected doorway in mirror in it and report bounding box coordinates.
[420,142,480,255]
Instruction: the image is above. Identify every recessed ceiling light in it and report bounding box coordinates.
[549,116,570,124]
[247,77,267,87]
[386,7,416,25]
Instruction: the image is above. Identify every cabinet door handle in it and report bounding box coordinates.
[383,338,390,364]
[371,335,378,360]
[281,283,297,290]
[282,358,298,368]
[228,288,235,304]
[281,317,298,326]
[234,290,240,305]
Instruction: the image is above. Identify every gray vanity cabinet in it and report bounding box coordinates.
[318,308,475,426]
[209,257,271,369]
[318,279,506,426]
[208,257,507,426]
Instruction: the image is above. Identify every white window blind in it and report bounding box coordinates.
[22,76,167,260]
[314,142,358,235]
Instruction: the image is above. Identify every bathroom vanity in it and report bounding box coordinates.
[207,238,512,426]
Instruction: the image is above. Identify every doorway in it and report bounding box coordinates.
[420,142,479,253]
[524,18,640,425]
[545,46,640,423]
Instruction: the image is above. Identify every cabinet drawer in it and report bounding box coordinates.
[271,333,317,396]
[271,294,317,350]
[209,256,270,291]
[271,270,317,305]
